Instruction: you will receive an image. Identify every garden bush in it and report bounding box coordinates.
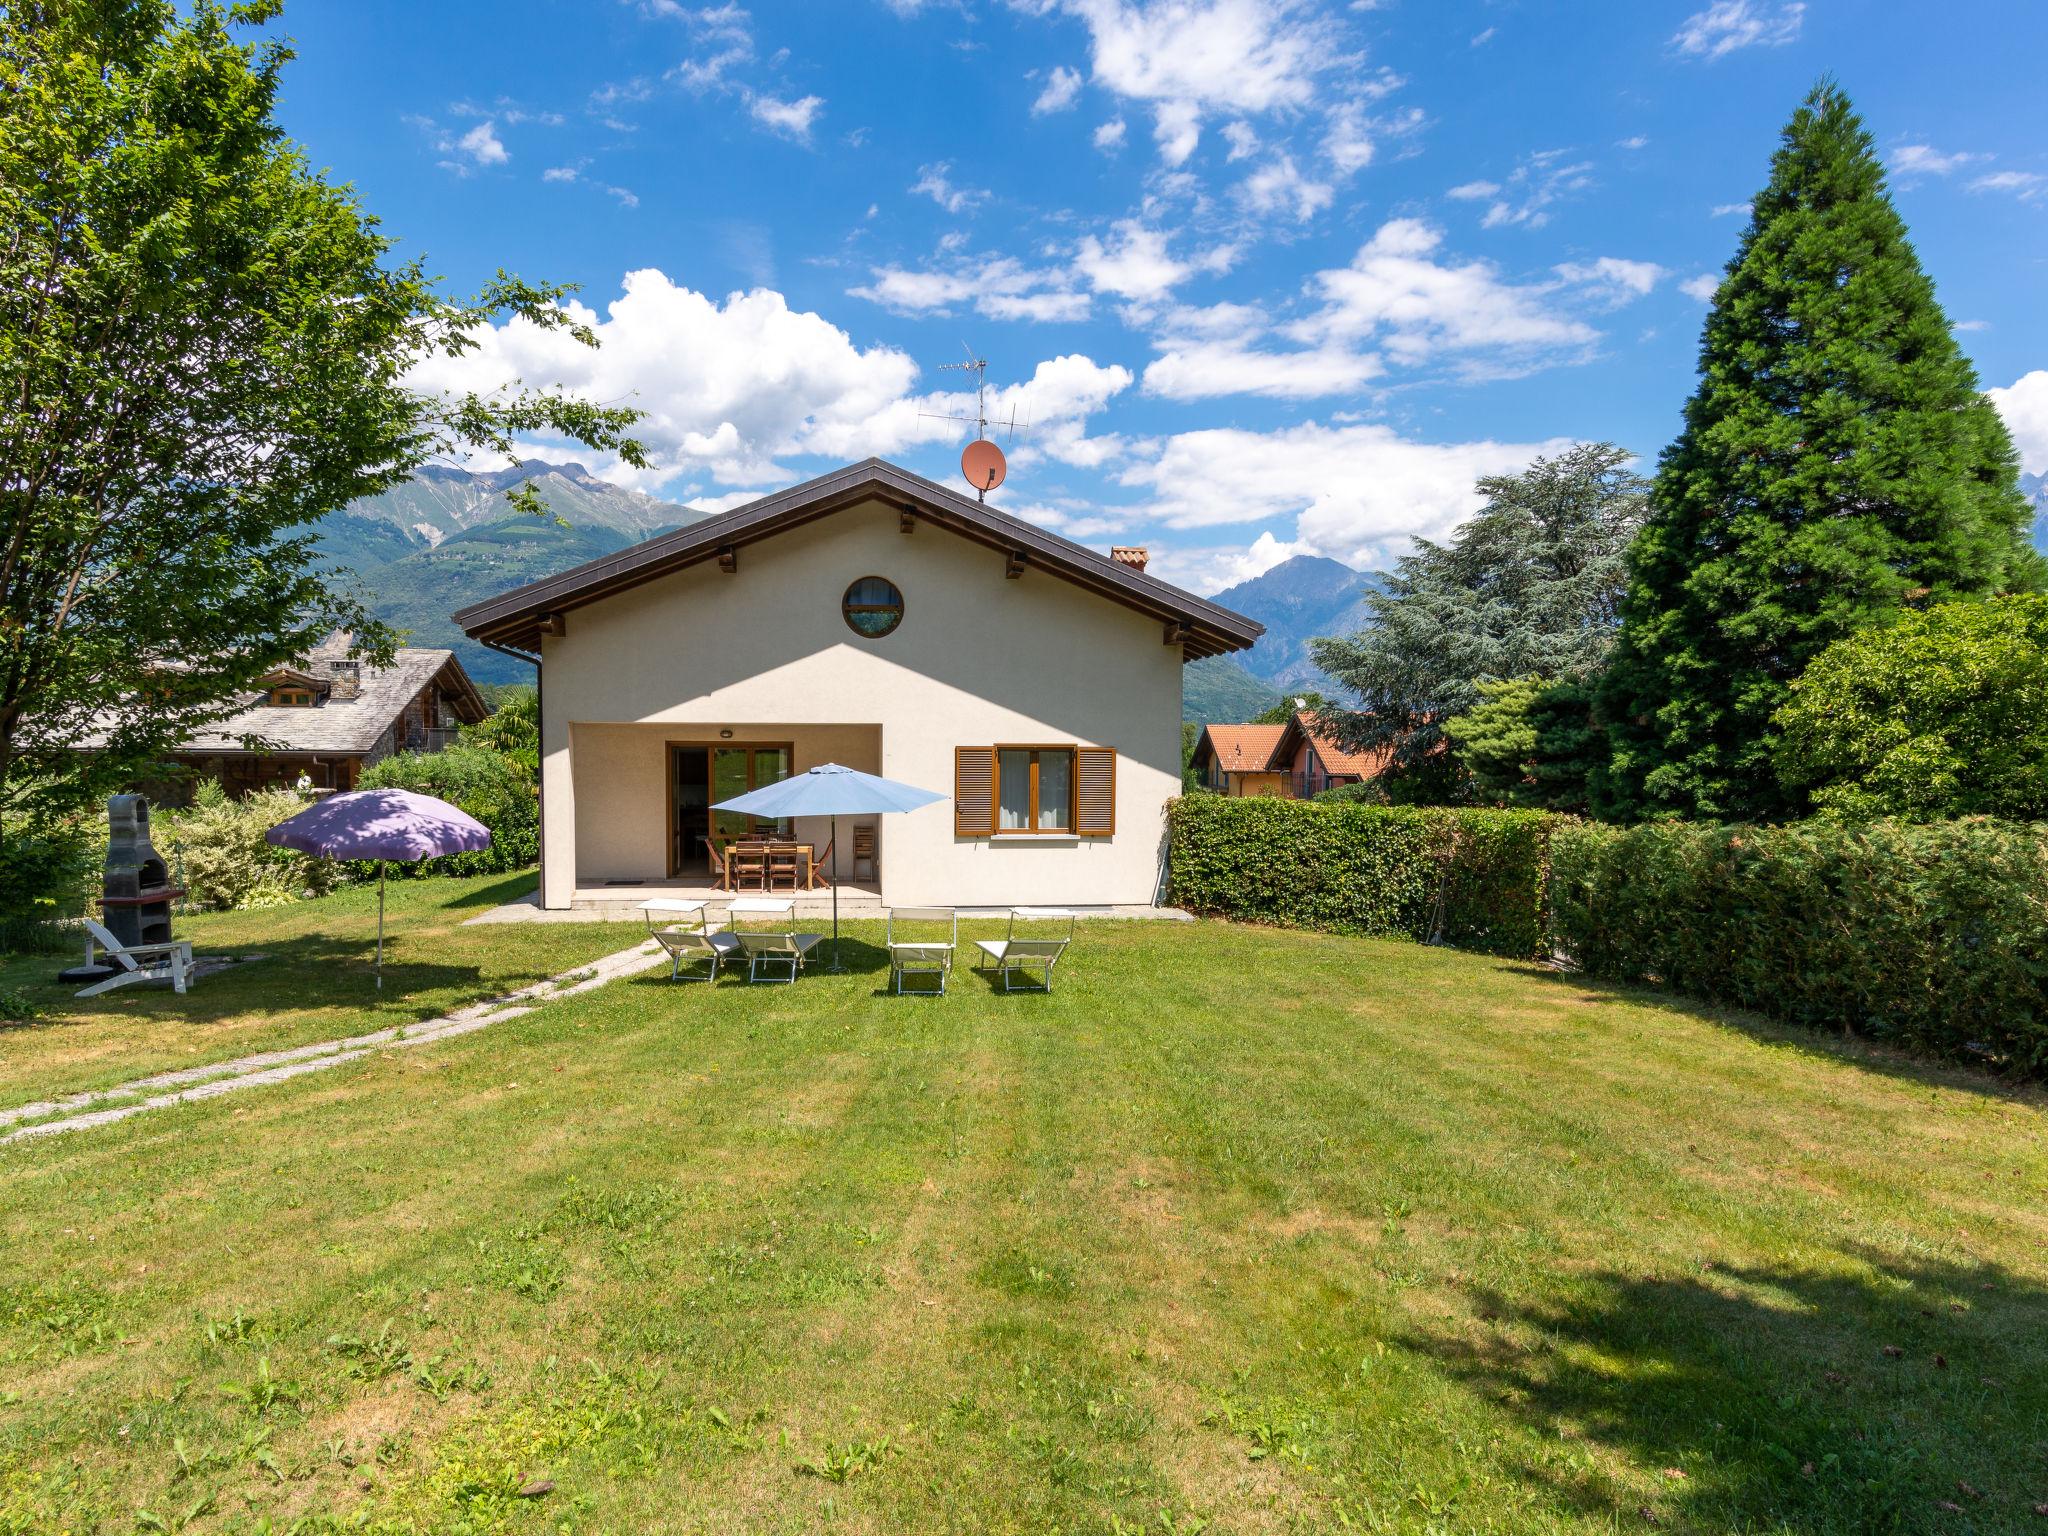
[0,816,96,951]
[1551,818,2048,1075]
[357,743,537,877]
[1167,796,1560,957]
[165,783,341,910]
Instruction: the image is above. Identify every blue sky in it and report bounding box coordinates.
[278,0,2048,591]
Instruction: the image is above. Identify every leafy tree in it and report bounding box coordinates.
[1594,82,2041,823]
[462,688,539,777]
[1774,596,2048,820]
[1310,442,1647,783]
[1442,675,1602,813]
[0,0,643,845]
[1253,691,1328,724]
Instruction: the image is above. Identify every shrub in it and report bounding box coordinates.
[0,816,96,951]
[1167,796,1561,957]
[165,782,341,910]
[357,744,537,876]
[1442,675,1602,814]
[1774,595,2048,821]
[461,688,539,777]
[1550,818,2048,1074]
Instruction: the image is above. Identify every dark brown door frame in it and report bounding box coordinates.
[665,740,796,877]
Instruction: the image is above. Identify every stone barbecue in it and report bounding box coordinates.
[99,794,183,948]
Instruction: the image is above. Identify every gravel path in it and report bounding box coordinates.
[2,939,665,1146]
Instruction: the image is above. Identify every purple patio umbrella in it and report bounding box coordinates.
[266,789,491,988]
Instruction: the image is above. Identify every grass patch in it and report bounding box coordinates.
[0,872,632,1113]
[1,879,2045,1532]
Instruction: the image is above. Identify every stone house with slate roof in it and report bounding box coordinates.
[120,633,487,804]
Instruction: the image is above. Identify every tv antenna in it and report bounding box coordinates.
[920,344,1026,501]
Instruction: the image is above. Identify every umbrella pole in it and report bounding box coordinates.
[376,862,385,991]
[824,812,846,973]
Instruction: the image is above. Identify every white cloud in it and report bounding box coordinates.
[1116,421,1572,571]
[1446,179,1499,201]
[1989,371,2048,475]
[1093,115,1128,150]
[1032,63,1083,113]
[1616,135,1648,151]
[1139,220,1643,401]
[850,252,1089,322]
[1073,220,1195,302]
[1680,273,1720,302]
[457,122,508,165]
[747,91,823,140]
[1554,256,1667,305]
[1970,170,2046,202]
[1146,529,1310,594]
[542,165,580,183]
[910,161,990,214]
[1030,0,1341,164]
[1889,142,1986,180]
[1222,120,1260,161]
[1671,1,1804,60]
[1952,318,1990,333]
[1469,26,1495,46]
[1476,150,1594,230]
[1236,153,1333,221]
[1298,219,1600,368]
[411,270,1134,492]
[1710,201,1751,217]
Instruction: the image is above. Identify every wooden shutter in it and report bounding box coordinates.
[1075,747,1116,836]
[954,746,996,836]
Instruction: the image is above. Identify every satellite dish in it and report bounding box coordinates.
[962,438,1007,496]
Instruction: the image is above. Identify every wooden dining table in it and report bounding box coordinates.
[703,837,825,892]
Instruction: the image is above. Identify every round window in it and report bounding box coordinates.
[842,576,904,638]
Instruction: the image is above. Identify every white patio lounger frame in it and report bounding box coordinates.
[885,906,957,997]
[640,899,738,983]
[75,917,194,999]
[973,907,1075,994]
[728,897,822,984]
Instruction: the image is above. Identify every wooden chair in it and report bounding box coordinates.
[851,824,877,882]
[729,841,768,892]
[765,842,801,894]
[807,836,834,890]
[705,840,734,892]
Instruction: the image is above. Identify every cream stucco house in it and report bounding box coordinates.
[455,458,1262,909]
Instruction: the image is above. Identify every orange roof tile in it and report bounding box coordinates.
[1197,723,1288,773]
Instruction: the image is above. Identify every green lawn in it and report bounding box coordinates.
[3,881,2045,1534]
[0,874,634,1114]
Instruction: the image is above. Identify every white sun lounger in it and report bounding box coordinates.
[640,899,739,983]
[973,907,1075,993]
[74,918,194,999]
[886,906,957,997]
[728,897,822,984]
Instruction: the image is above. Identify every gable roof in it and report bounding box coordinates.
[1272,711,1391,779]
[153,648,484,758]
[452,457,1264,660]
[1193,723,1288,774]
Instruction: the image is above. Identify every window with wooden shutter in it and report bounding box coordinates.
[954,746,996,836]
[1075,747,1116,836]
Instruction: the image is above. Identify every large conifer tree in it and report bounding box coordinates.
[1592,82,2040,823]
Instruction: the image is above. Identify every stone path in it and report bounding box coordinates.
[1,939,666,1146]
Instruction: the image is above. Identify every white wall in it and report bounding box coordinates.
[537,498,1183,907]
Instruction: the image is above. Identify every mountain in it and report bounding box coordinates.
[1204,555,1387,690]
[315,461,709,684]
[2027,471,2047,554]
[1181,656,1283,725]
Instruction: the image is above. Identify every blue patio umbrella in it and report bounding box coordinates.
[712,762,945,971]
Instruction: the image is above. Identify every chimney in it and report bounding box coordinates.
[1111,546,1149,573]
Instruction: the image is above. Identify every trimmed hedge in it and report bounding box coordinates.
[1551,819,2048,1074]
[1167,796,1560,957]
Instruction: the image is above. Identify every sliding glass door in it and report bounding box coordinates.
[709,745,793,839]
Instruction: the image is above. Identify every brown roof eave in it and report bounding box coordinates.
[452,458,1262,656]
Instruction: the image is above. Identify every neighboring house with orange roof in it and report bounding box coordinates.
[1188,723,1289,797]
[1189,707,1389,798]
